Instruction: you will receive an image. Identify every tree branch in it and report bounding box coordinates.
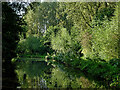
[80,11,93,28]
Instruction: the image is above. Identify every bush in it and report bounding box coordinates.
[49,26,83,63]
[108,58,120,68]
[17,35,52,56]
[82,7,119,61]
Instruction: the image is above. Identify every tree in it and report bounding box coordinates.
[63,2,116,60]
[2,2,24,88]
[24,2,58,37]
[2,2,23,61]
[90,5,119,60]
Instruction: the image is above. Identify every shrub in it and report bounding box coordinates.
[17,35,52,56]
[50,26,83,63]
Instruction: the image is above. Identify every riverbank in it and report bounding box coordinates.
[48,57,120,88]
[17,54,46,58]
[12,55,120,88]
[15,59,104,88]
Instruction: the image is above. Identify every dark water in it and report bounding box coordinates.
[15,58,105,89]
[2,60,19,89]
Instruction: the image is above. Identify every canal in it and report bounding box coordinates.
[15,58,105,89]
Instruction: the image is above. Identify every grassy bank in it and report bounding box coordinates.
[17,54,46,58]
[11,54,46,63]
[46,56,120,88]
[13,54,120,88]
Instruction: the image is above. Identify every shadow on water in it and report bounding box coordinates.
[15,59,53,88]
[2,59,19,89]
[14,58,109,89]
[54,62,109,88]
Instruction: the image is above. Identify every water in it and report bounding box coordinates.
[15,58,104,89]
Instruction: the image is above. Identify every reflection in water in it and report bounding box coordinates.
[15,59,104,88]
[2,61,19,89]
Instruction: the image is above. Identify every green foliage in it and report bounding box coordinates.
[95,7,115,21]
[14,2,120,88]
[56,2,74,33]
[62,2,118,61]
[44,26,61,44]
[24,2,58,37]
[20,2,119,61]
[2,2,23,60]
[12,2,119,61]
[108,58,120,68]
[76,58,120,88]
[3,2,120,88]
[48,26,83,65]
[51,27,71,53]
[2,2,26,88]
[90,10,119,60]
[17,36,52,56]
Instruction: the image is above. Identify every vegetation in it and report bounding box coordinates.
[2,2,25,88]
[2,1,120,89]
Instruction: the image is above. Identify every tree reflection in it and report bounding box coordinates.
[15,60,104,89]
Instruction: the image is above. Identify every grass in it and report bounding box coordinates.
[11,54,46,63]
[17,54,46,58]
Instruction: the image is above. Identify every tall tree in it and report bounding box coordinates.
[2,2,24,88]
[2,2,23,61]
[24,2,58,37]
[63,2,116,59]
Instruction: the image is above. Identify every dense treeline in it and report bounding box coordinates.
[16,2,120,88]
[2,2,26,88]
[2,2,120,88]
[18,2,119,61]
[2,3,22,61]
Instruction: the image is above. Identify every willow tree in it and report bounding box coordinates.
[62,2,117,60]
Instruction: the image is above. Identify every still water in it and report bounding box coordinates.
[15,58,104,89]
